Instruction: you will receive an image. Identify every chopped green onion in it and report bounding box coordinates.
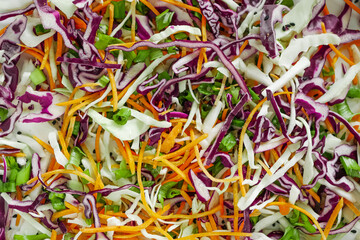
[68,147,85,167]
[279,0,294,8]
[198,83,215,96]
[208,157,225,176]
[113,108,131,125]
[51,197,66,211]
[6,156,19,170]
[144,164,162,178]
[289,209,300,224]
[219,133,237,152]
[114,160,133,179]
[81,169,91,185]
[14,234,50,240]
[85,217,93,226]
[112,1,125,19]
[231,118,245,128]
[97,75,110,88]
[49,191,65,201]
[67,180,84,192]
[130,181,154,193]
[201,104,212,119]
[340,156,360,178]
[156,9,175,31]
[0,181,16,193]
[158,182,179,205]
[335,100,354,121]
[136,1,149,14]
[230,86,241,104]
[0,107,8,121]
[158,71,171,81]
[178,90,194,104]
[34,24,51,36]
[16,161,31,186]
[30,68,47,86]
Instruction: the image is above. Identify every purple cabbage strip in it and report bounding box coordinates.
[136,15,153,40]
[300,216,360,235]
[106,40,250,97]
[330,111,360,143]
[34,0,78,51]
[0,3,35,21]
[318,188,340,222]
[75,113,89,146]
[58,56,122,69]
[204,95,249,165]
[82,3,102,44]
[0,104,22,137]
[260,5,289,58]
[198,0,220,37]
[0,16,27,100]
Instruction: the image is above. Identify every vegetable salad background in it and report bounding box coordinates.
[1,0,360,239]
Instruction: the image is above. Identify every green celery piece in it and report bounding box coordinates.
[68,147,86,167]
[134,49,150,63]
[219,133,236,152]
[156,9,175,31]
[114,160,133,179]
[347,86,360,98]
[14,234,50,240]
[113,108,131,125]
[97,75,110,88]
[49,191,65,201]
[158,182,178,205]
[30,68,47,86]
[340,156,360,178]
[16,161,31,186]
[34,24,51,35]
[0,107,8,121]
[112,1,125,19]
[289,209,300,224]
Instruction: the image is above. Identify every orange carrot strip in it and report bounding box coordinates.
[55,32,63,65]
[139,0,160,15]
[324,198,344,238]
[343,0,360,15]
[257,52,264,69]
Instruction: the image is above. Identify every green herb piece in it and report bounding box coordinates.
[219,133,236,152]
[34,24,51,35]
[134,49,150,63]
[230,86,241,104]
[156,9,175,31]
[322,66,335,77]
[178,90,194,104]
[136,1,149,14]
[68,147,85,167]
[149,48,163,61]
[113,108,131,125]
[16,161,31,186]
[158,71,171,81]
[231,118,245,128]
[144,164,162,178]
[63,233,75,240]
[30,68,47,86]
[248,87,260,101]
[279,0,294,8]
[174,32,188,40]
[51,197,66,211]
[279,226,300,240]
[85,217,93,226]
[250,216,259,225]
[81,169,91,185]
[112,1,125,19]
[340,156,360,178]
[130,181,154,193]
[97,75,110,88]
[201,104,212,119]
[114,160,133,179]
[0,107,8,121]
[208,157,224,176]
[97,24,108,35]
[289,209,300,224]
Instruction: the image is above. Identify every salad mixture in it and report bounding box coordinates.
[1,0,360,239]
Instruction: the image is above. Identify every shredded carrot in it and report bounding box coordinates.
[57,92,100,106]
[65,117,76,146]
[92,0,113,12]
[108,3,114,35]
[175,232,251,240]
[95,123,102,162]
[55,32,63,65]
[323,4,330,15]
[180,190,193,206]
[278,197,291,215]
[267,202,326,240]
[344,199,360,216]
[51,230,57,240]
[58,130,70,159]
[161,122,183,153]
[343,0,360,15]
[0,25,8,36]
[33,136,54,154]
[40,37,53,71]
[233,182,239,233]
[27,169,96,185]
[139,0,160,15]
[126,98,145,112]
[324,198,344,238]
[257,52,264,69]
[321,22,355,66]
